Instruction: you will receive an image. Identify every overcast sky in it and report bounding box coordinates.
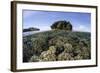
[23,10,91,32]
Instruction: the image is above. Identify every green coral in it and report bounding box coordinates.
[29,55,40,62]
[39,46,56,61]
[23,30,91,62]
[58,52,74,60]
[64,43,73,53]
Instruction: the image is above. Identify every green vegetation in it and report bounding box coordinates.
[23,30,91,62]
[51,20,72,31]
[23,27,40,32]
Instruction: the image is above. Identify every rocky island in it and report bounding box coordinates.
[23,27,40,32]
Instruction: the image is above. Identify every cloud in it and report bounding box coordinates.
[73,25,91,32]
[26,24,51,31]
[23,11,38,18]
[37,26,51,31]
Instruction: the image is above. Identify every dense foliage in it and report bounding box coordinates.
[51,20,72,31]
[23,30,91,62]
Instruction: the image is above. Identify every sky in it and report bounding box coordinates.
[23,10,91,32]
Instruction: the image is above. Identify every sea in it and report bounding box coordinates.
[23,31,41,37]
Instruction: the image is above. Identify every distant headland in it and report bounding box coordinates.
[23,27,40,32]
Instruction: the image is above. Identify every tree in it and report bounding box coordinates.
[51,20,72,31]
